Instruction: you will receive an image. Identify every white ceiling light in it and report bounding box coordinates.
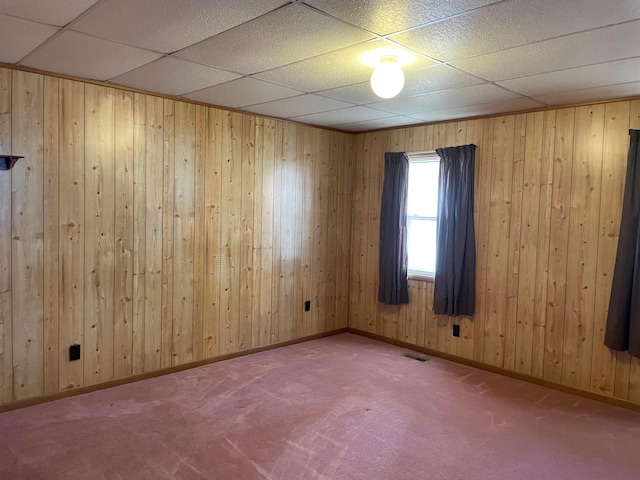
[370,55,405,99]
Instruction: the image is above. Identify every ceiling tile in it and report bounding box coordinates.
[254,39,435,92]
[23,31,162,81]
[389,0,640,62]
[369,83,520,115]
[184,77,303,108]
[497,57,640,97]
[0,0,99,27]
[0,14,58,63]
[317,65,484,105]
[408,98,545,123]
[72,0,289,53]
[244,94,352,118]
[110,57,240,96]
[532,82,640,106]
[175,3,373,75]
[334,116,417,132]
[305,0,501,35]
[451,20,640,82]
[316,82,381,105]
[292,106,392,126]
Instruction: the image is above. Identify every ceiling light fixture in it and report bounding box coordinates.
[370,55,404,99]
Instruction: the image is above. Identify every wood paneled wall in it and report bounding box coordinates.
[0,68,353,405]
[349,102,640,406]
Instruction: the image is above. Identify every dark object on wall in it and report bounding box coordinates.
[69,344,81,362]
[605,130,640,358]
[433,144,476,317]
[379,152,409,305]
[0,155,24,170]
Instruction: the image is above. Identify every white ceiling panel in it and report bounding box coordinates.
[110,57,240,96]
[316,82,382,106]
[72,0,289,53]
[334,116,417,132]
[23,31,162,81]
[176,3,373,75]
[532,82,640,106]
[451,20,640,82]
[304,0,501,35]
[244,94,352,118]
[183,77,303,109]
[0,0,99,27]
[0,14,58,63]
[408,98,545,123]
[497,57,640,98]
[370,83,521,115]
[292,106,392,126]
[254,39,436,92]
[389,0,640,62]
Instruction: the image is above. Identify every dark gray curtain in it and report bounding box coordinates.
[433,144,476,317]
[605,130,640,358]
[378,152,409,305]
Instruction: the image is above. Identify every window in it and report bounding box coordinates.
[406,152,440,277]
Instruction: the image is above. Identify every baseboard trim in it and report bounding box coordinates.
[347,327,640,413]
[0,328,349,414]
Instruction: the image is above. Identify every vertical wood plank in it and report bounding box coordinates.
[562,104,604,390]
[293,126,305,337]
[12,71,45,400]
[0,68,12,403]
[161,99,175,368]
[204,108,222,357]
[219,112,234,353]
[349,133,367,331]
[171,101,195,365]
[192,105,207,361]
[483,116,515,368]
[590,101,629,396]
[228,113,243,349]
[239,114,255,349]
[131,93,146,376]
[84,84,115,386]
[144,95,164,372]
[43,76,59,394]
[279,123,296,340]
[113,89,134,379]
[270,122,284,341]
[259,119,276,346]
[301,126,315,337]
[544,108,574,383]
[504,113,526,371]
[473,119,492,362]
[515,112,544,375]
[58,79,84,392]
[531,110,556,378]
[251,117,264,348]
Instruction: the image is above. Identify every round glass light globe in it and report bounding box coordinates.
[370,58,405,99]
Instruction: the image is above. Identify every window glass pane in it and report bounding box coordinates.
[407,161,439,217]
[407,218,437,274]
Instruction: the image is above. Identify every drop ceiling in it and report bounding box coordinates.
[1,0,639,132]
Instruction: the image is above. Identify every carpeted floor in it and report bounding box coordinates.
[1,333,639,479]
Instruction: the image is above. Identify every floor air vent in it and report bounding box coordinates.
[402,353,428,362]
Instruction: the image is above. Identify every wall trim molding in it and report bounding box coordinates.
[0,328,348,414]
[347,327,640,413]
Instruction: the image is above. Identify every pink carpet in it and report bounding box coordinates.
[1,333,639,479]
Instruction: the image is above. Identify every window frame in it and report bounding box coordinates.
[406,151,440,282]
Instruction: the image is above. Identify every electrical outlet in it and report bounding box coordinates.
[69,344,81,361]
[452,325,460,337]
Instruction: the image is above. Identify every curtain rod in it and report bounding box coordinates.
[405,150,438,158]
